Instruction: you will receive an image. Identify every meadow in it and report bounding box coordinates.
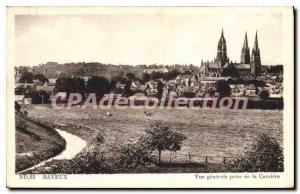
[23,105,283,164]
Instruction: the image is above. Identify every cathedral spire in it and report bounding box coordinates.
[241,32,250,64]
[253,31,259,51]
[243,32,248,48]
[216,29,228,66]
[219,28,226,43]
[250,31,261,77]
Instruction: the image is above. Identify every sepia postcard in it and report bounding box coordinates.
[6,6,294,188]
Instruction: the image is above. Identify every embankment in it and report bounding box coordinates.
[15,111,66,172]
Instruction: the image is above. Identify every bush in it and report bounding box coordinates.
[116,139,156,170]
[227,133,283,172]
[73,151,115,174]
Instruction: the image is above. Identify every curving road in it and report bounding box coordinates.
[18,128,86,173]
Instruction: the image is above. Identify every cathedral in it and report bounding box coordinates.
[201,29,262,77]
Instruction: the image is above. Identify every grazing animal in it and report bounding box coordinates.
[144,111,152,116]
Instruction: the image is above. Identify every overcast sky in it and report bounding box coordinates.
[15,7,287,66]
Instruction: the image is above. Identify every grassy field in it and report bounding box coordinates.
[22,105,283,165]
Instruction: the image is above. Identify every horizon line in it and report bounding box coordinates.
[16,61,283,68]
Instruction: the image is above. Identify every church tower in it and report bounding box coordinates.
[216,29,228,66]
[250,31,261,76]
[241,32,250,64]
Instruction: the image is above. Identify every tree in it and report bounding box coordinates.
[188,78,192,86]
[71,78,86,93]
[33,74,48,84]
[15,101,21,112]
[126,73,136,81]
[221,65,240,78]
[142,73,151,84]
[165,69,180,80]
[58,73,70,78]
[15,85,26,95]
[37,90,50,104]
[111,75,128,92]
[25,90,49,104]
[55,77,85,95]
[151,71,164,80]
[266,65,283,74]
[259,90,270,100]
[123,80,133,97]
[215,80,231,97]
[111,74,128,85]
[250,79,266,87]
[227,133,283,172]
[19,72,33,83]
[143,122,187,165]
[26,91,43,104]
[75,68,86,77]
[156,80,164,99]
[86,76,111,96]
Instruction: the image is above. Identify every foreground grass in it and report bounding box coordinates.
[22,158,219,174]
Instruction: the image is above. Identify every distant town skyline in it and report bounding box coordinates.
[15,7,286,67]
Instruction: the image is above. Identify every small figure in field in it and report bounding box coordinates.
[106,111,112,117]
[144,111,152,117]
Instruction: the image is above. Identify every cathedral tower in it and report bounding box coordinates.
[241,32,250,64]
[216,29,228,66]
[250,31,261,76]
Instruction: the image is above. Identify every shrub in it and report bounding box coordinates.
[116,139,156,170]
[73,151,115,173]
[227,133,283,172]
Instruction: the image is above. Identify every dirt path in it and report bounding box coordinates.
[18,128,86,174]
